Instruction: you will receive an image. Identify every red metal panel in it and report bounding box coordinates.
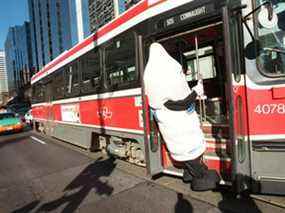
[246,87,285,135]
[32,105,49,120]
[272,87,285,99]
[52,104,62,121]
[78,96,143,131]
[32,95,144,133]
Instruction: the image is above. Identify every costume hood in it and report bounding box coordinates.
[143,43,191,109]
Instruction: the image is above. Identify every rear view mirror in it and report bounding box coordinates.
[242,1,282,48]
[258,5,278,29]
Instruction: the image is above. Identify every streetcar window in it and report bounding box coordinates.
[32,84,37,104]
[52,70,65,100]
[81,49,101,94]
[44,79,53,102]
[105,31,137,89]
[65,62,80,97]
[255,0,285,77]
[32,81,45,104]
[184,46,217,82]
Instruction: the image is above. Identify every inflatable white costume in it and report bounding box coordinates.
[144,42,206,161]
[144,43,220,191]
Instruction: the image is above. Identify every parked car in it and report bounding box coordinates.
[0,112,24,134]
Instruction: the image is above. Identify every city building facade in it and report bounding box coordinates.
[88,0,127,33]
[28,0,72,71]
[0,51,8,104]
[70,0,91,46]
[28,0,91,72]
[4,22,33,94]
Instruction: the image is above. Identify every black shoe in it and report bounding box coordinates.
[183,169,193,183]
[191,170,221,191]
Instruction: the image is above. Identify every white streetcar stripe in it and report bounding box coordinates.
[30,136,46,145]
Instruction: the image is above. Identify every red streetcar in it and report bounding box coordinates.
[31,0,285,194]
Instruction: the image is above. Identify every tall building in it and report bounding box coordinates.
[69,0,91,46]
[4,22,33,94]
[0,51,8,104]
[28,0,91,72]
[88,0,126,33]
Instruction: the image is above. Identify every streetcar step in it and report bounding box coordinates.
[202,123,229,139]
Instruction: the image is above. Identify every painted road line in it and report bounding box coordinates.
[30,136,46,145]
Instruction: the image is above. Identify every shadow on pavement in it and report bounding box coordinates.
[217,187,262,213]
[12,157,117,213]
[12,200,41,213]
[39,157,116,213]
[175,193,193,213]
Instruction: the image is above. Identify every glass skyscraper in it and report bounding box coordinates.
[4,22,33,94]
[0,51,8,103]
[69,0,91,46]
[28,0,91,72]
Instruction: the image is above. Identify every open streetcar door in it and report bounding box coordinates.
[138,35,164,176]
[223,5,251,193]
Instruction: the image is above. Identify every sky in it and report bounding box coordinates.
[0,0,29,50]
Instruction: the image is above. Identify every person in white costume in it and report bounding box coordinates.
[144,42,220,191]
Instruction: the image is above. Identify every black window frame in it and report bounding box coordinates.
[104,31,139,91]
[64,60,81,98]
[51,69,65,101]
[80,48,103,95]
[32,81,45,104]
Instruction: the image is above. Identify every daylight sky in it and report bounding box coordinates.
[0,0,29,50]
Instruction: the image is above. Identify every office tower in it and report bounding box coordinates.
[28,0,91,72]
[4,22,33,93]
[0,51,8,103]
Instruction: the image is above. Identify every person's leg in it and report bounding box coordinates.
[183,168,192,182]
[184,158,206,178]
[183,156,208,182]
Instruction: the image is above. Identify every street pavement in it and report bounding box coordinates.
[0,130,284,213]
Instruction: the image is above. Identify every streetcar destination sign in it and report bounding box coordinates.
[156,4,215,30]
[180,6,207,21]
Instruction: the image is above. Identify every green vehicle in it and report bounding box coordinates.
[0,112,24,134]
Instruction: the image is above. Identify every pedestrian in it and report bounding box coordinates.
[143,42,220,191]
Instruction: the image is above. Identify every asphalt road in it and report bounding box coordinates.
[0,130,224,213]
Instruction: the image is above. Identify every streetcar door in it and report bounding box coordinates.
[223,6,251,192]
[139,35,164,176]
[44,77,54,135]
[142,22,233,178]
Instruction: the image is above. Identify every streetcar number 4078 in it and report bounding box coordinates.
[254,104,285,115]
